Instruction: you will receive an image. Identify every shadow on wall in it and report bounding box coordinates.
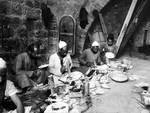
[139,45,150,55]
[101,0,132,40]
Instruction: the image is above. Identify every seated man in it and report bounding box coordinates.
[49,41,72,87]
[79,41,102,74]
[102,33,117,64]
[0,58,24,113]
[103,33,117,54]
[14,43,48,92]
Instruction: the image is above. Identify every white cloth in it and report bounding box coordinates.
[59,41,67,49]
[0,58,6,69]
[44,102,69,113]
[49,53,72,86]
[49,53,72,76]
[5,80,19,97]
[92,41,99,47]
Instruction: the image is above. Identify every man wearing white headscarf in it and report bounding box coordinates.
[0,58,24,113]
[49,41,72,87]
[79,41,102,73]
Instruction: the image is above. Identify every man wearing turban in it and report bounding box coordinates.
[79,41,102,73]
[49,41,72,87]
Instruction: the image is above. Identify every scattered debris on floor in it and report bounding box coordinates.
[6,57,150,113]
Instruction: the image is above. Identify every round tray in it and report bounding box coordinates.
[110,71,128,83]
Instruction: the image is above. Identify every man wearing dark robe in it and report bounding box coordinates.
[14,43,48,92]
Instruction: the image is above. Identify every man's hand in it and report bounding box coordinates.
[33,70,39,77]
[27,71,34,77]
[10,94,24,113]
[86,62,94,67]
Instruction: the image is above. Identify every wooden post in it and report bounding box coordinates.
[99,13,108,38]
[116,0,148,57]
[115,0,138,54]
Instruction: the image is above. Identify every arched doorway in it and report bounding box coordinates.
[59,15,76,56]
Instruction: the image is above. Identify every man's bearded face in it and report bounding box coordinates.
[28,45,40,58]
[107,39,113,46]
[59,46,68,57]
[91,46,99,54]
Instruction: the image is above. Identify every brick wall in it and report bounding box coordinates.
[133,14,150,48]
[101,0,150,54]
[101,0,132,41]
[0,0,111,62]
[0,0,49,64]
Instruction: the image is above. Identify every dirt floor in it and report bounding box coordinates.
[85,55,150,113]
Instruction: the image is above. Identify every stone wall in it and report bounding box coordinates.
[101,0,150,55]
[0,0,48,64]
[0,0,110,59]
[4,0,150,59]
[101,0,132,41]
[0,0,43,53]
[4,0,145,57]
[133,14,150,48]
[46,0,110,19]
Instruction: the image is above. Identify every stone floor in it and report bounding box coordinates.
[85,55,150,113]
